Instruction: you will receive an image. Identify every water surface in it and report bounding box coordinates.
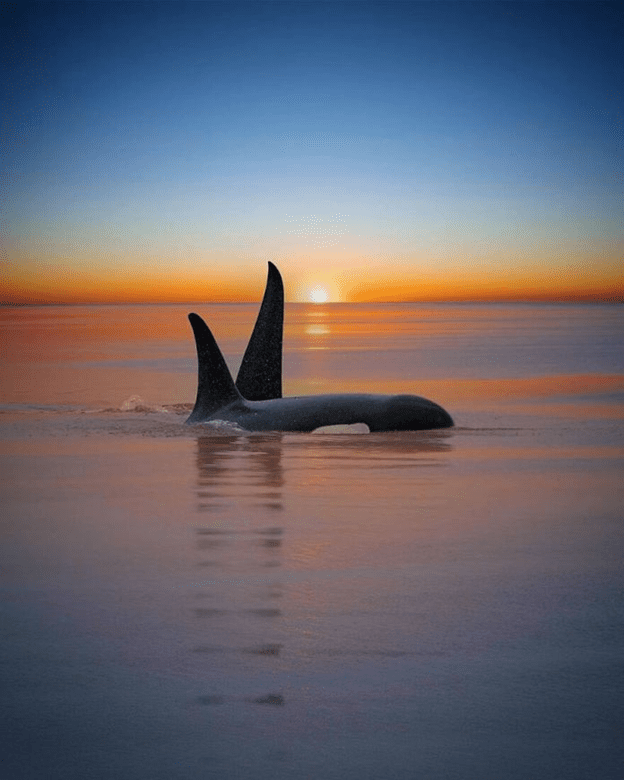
[1,303,622,779]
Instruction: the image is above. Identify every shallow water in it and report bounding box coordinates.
[1,303,623,779]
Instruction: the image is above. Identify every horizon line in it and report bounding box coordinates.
[2,296,623,307]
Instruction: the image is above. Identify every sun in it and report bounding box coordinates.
[309,286,329,303]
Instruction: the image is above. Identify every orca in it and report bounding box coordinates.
[186,263,453,432]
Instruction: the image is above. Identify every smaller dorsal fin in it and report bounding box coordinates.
[187,313,241,423]
[236,261,283,400]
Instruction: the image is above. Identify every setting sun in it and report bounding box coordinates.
[309,286,329,303]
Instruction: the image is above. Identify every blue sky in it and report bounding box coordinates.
[3,1,622,302]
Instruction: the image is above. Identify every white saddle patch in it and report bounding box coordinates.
[311,423,370,434]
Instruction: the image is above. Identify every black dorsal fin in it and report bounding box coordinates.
[187,313,242,423]
[235,261,283,400]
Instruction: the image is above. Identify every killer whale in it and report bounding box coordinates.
[186,263,453,432]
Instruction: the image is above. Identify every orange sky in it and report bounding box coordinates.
[2,244,622,305]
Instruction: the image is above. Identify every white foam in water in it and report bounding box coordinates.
[119,395,169,413]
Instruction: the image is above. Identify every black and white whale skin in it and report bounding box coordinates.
[186,264,453,432]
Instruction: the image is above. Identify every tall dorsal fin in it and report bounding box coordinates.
[187,313,241,423]
[235,261,283,400]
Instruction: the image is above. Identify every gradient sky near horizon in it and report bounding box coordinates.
[3,0,622,303]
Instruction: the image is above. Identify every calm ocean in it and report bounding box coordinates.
[1,302,623,779]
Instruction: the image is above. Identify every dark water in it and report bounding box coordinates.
[1,303,623,779]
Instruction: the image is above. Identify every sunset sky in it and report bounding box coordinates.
[3,1,622,304]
